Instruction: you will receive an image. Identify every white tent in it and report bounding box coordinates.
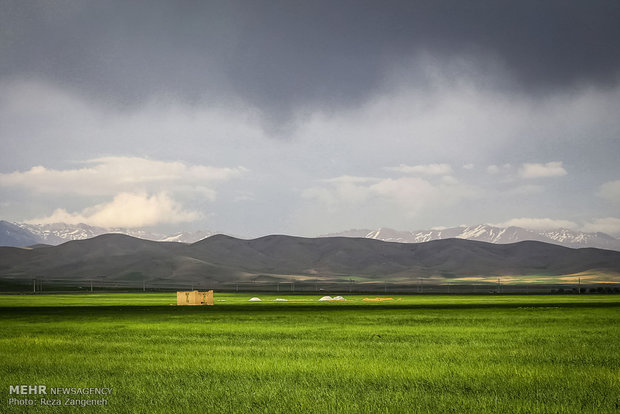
[248,297,262,302]
[318,296,333,301]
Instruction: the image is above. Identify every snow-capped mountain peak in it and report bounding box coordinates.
[2,222,214,246]
[324,224,620,251]
[3,221,620,251]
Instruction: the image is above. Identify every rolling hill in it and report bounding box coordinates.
[1,234,619,284]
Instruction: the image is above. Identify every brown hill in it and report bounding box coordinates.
[1,234,619,283]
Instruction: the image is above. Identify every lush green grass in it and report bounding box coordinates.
[0,294,618,413]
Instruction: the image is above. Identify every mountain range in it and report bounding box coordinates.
[0,221,214,247]
[2,221,620,253]
[1,234,619,285]
[324,225,620,251]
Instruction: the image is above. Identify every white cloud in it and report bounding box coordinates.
[302,176,377,208]
[440,175,459,185]
[386,163,453,176]
[303,174,478,215]
[518,162,567,179]
[462,164,475,170]
[25,192,199,228]
[494,217,578,230]
[2,72,620,236]
[0,157,246,197]
[368,176,439,206]
[597,180,620,203]
[581,217,620,236]
[322,175,379,184]
[486,164,512,175]
[486,165,500,174]
[505,184,544,195]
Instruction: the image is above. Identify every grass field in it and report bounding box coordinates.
[0,293,619,413]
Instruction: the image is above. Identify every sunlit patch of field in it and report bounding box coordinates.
[452,271,620,284]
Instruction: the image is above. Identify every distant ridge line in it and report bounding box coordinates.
[1,233,619,284]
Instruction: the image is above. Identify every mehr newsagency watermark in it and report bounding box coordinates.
[7,385,113,408]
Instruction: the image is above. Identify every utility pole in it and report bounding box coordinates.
[578,277,581,294]
[90,280,93,293]
[497,278,501,294]
[33,279,36,294]
[143,280,146,292]
[384,280,387,294]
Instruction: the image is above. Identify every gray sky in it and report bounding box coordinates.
[1,0,620,237]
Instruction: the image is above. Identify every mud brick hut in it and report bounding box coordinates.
[177,290,214,306]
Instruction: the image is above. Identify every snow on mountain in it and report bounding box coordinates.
[4,221,620,251]
[4,223,214,246]
[19,222,107,245]
[158,231,215,243]
[538,229,620,249]
[325,224,620,251]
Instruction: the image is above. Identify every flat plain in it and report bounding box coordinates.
[0,293,619,413]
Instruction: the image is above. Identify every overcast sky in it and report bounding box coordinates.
[1,0,620,237]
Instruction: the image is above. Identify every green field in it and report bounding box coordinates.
[1,294,619,413]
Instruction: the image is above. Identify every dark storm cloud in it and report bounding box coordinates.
[2,0,620,118]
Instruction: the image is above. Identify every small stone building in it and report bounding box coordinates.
[177,290,214,306]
